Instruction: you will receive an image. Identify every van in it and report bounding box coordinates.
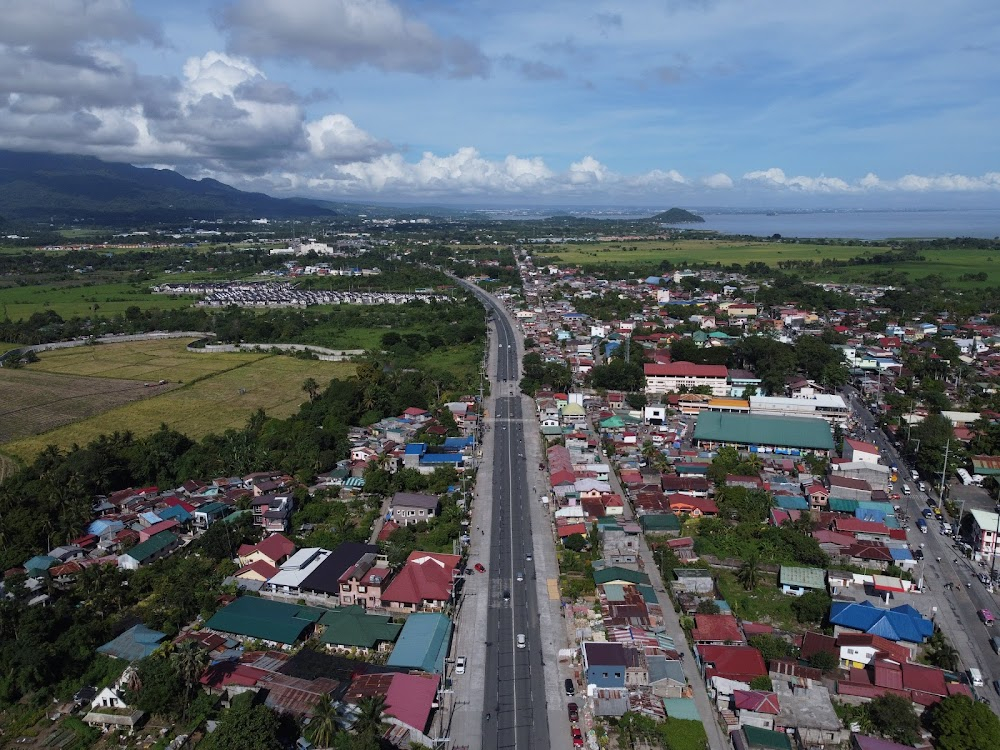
[980,609,995,626]
[516,634,526,649]
[902,484,911,495]
[969,667,984,687]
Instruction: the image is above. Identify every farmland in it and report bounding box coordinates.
[0,280,195,320]
[531,239,1000,288]
[1,339,356,461]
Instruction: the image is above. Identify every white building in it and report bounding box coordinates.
[749,394,849,426]
[644,362,729,397]
[842,438,880,464]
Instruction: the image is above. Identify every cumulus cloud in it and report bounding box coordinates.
[743,167,854,192]
[702,172,734,189]
[740,168,1000,194]
[306,114,392,162]
[218,0,489,77]
[568,156,609,184]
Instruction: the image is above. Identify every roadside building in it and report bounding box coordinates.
[693,413,834,456]
[644,362,729,397]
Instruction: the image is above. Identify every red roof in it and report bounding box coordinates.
[732,689,780,714]
[164,497,196,513]
[644,361,728,378]
[557,523,588,538]
[377,519,400,541]
[200,662,268,688]
[901,662,948,696]
[139,518,179,540]
[847,543,894,561]
[698,645,767,683]
[691,614,745,644]
[837,633,910,664]
[381,551,460,605]
[835,518,890,535]
[348,672,439,733]
[256,533,296,563]
[235,560,279,580]
[844,438,880,455]
[830,475,872,491]
[667,494,718,515]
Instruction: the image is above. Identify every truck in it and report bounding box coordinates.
[969,667,985,687]
[917,518,928,533]
[957,468,974,485]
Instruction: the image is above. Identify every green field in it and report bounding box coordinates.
[0,342,17,354]
[1,339,356,460]
[0,281,195,320]
[531,239,1000,288]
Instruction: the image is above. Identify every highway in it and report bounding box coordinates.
[464,282,552,749]
[846,385,1000,704]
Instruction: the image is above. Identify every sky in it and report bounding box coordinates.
[2,0,1000,207]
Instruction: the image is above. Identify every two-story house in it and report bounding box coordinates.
[338,551,392,609]
[251,493,294,532]
[582,641,628,688]
[389,491,440,526]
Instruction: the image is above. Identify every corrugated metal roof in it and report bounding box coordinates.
[693,412,834,451]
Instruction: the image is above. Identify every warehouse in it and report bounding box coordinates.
[693,413,834,456]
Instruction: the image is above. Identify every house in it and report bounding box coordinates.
[317,605,402,653]
[732,689,780,730]
[698,645,768,684]
[829,601,933,644]
[385,612,452,674]
[381,551,461,612]
[779,566,826,597]
[118,532,180,570]
[829,476,873,502]
[772,679,848,748]
[84,679,145,734]
[668,494,718,517]
[691,614,745,645]
[297,542,380,600]
[804,483,830,510]
[647,655,687,699]
[238,533,296,568]
[345,672,440,737]
[205,595,328,646]
[389,491,440,526]
[251,493,294,532]
[337,552,391,609]
[193,501,229,528]
[582,641,628,688]
[837,633,911,668]
[843,438,880,464]
[96,624,166,661]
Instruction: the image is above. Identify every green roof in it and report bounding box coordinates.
[319,605,402,649]
[636,584,659,606]
[223,509,252,524]
[386,612,451,674]
[661,697,701,721]
[593,566,650,586]
[779,566,827,590]
[828,497,859,513]
[693,412,834,451]
[639,514,681,532]
[600,416,625,429]
[124,532,178,563]
[743,725,793,750]
[196,501,229,516]
[206,596,329,645]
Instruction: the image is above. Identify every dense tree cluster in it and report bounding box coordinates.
[520,352,572,396]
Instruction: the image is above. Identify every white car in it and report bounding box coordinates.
[455,656,466,675]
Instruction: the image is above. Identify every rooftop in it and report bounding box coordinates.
[693,412,834,451]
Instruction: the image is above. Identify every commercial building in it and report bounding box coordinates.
[693,413,834,456]
[748,394,850,427]
[969,508,1000,559]
[644,362,729,397]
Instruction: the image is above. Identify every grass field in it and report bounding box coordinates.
[0,281,195,320]
[29,338,267,383]
[1,339,356,461]
[531,239,1000,288]
[0,342,17,354]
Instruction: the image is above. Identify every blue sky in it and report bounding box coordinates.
[1,0,999,206]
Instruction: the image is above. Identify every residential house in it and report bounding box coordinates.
[84,678,145,734]
[389,491,440,526]
[118,532,180,570]
[237,533,296,568]
[381,551,461,612]
[691,614,746,645]
[779,566,826,597]
[337,551,391,609]
[732,689,780,730]
[582,642,628,688]
[843,438,880,464]
[252,493,294,532]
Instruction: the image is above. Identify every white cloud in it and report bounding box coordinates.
[306,114,392,162]
[739,168,1000,194]
[702,172,734,189]
[568,156,608,184]
[219,0,488,77]
[742,167,854,193]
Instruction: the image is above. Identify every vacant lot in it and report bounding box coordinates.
[0,281,194,320]
[0,368,163,444]
[1,339,357,461]
[28,338,267,382]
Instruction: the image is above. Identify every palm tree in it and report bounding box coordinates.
[353,694,388,739]
[170,641,209,718]
[737,552,761,591]
[307,694,339,748]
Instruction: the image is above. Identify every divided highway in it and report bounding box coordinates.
[463,282,552,750]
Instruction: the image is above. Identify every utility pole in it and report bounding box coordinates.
[938,438,950,508]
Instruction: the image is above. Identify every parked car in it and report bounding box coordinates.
[565,678,575,696]
[475,563,486,573]
[567,702,579,722]
[465,567,473,575]
[572,727,584,747]
[503,590,511,602]
[455,656,466,675]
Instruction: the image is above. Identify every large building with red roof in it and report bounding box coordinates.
[644,362,729,397]
[380,551,461,613]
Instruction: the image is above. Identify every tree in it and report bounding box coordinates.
[302,377,320,401]
[695,600,721,615]
[170,640,209,719]
[924,628,960,671]
[791,590,831,624]
[867,693,920,746]
[808,649,838,674]
[129,654,184,718]
[307,694,339,748]
[353,694,388,740]
[928,694,1000,750]
[563,534,587,552]
[201,692,281,750]
[736,552,760,591]
[747,634,795,662]
[749,675,773,691]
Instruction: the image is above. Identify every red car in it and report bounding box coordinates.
[567,702,579,722]
[572,727,584,747]
[475,563,486,573]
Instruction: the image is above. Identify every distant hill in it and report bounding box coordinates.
[650,207,705,223]
[0,150,339,222]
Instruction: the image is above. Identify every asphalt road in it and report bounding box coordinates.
[465,285,552,750]
[845,386,1000,704]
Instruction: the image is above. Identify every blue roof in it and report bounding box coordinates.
[24,555,58,571]
[140,511,162,525]
[88,519,124,536]
[97,624,166,661]
[442,436,473,449]
[420,454,463,464]
[889,548,913,561]
[855,508,887,523]
[644,276,662,284]
[829,601,933,643]
[386,613,451,674]
[158,505,192,523]
[405,443,426,455]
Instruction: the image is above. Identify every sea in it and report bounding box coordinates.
[679,209,1000,240]
[483,207,1000,240]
